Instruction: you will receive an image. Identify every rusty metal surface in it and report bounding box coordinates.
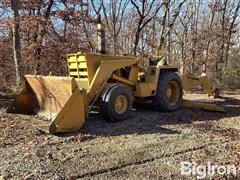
[8,75,86,133]
[7,81,38,114]
[24,75,75,119]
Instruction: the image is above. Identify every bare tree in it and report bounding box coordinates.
[11,0,21,86]
[202,1,216,73]
[157,0,186,54]
[225,0,240,63]
[158,0,170,52]
[130,0,163,55]
[102,0,129,54]
[34,0,54,74]
[1,0,240,89]
[189,0,200,74]
[219,0,229,67]
[173,3,190,74]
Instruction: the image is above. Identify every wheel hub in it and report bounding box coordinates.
[166,80,180,106]
[115,95,128,114]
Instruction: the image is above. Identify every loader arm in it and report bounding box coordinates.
[86,59,137,104]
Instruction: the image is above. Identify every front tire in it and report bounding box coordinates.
[101,84,132,122]
[152,71,183,112]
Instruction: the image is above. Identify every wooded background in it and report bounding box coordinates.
[0,0,240,92]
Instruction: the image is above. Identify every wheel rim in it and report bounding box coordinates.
[165,80,180,106]
[114,95,128,114]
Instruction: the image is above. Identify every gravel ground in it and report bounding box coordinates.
[0,91,240,179]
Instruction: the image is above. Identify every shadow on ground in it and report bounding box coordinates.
[0,94,14,109]
[61,95,240,138]
[1,92,240,138]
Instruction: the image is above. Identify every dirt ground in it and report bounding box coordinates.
[0,91,240,179]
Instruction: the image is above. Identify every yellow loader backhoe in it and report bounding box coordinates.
[7,20,224,134]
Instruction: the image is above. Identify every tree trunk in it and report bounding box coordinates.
[11,0,22,86]
[34,0,54,74]
[203,3,215,73]
[224,1,240,65]
[167,2,171,64]
[133,26,141,55]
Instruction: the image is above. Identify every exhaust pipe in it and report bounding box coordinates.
[97,16,106,54]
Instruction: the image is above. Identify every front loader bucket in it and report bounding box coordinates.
[7,75,86,133]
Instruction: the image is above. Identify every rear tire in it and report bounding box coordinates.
[152,71,183,112]
[101,84,132,122]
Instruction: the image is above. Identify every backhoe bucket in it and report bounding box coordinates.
[7,75,86,133]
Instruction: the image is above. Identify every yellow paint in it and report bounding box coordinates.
[181,74,214,97]
[8,52,224,134]
[181,100,225,112]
